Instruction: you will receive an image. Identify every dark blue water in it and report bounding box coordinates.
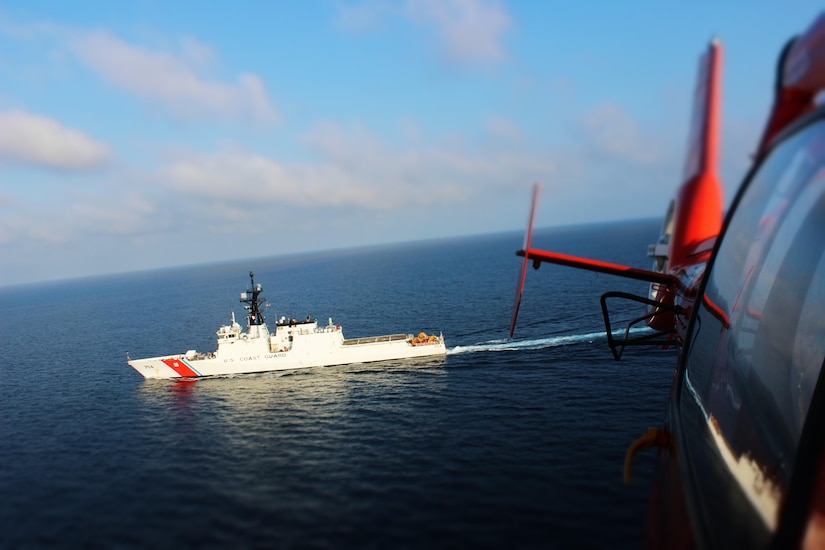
[0,219,676,548]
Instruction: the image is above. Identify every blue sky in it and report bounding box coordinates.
[0,1,820,286]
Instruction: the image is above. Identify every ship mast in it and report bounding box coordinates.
[241,271,266,327]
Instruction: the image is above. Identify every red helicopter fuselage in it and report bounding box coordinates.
[511,12,825,548]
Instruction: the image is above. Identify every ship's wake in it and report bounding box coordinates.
[447,327,653,355]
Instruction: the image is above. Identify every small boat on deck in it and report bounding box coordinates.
[127,271,446,379]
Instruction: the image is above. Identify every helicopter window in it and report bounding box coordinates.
[682,117,825,528]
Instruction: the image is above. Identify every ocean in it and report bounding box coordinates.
[0,218,677,548]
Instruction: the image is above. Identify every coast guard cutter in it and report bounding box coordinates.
[128,271,446,379]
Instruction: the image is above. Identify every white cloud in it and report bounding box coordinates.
[406,0,512,63]
[156,121,555,215]
[580,103,665,166]
[0,171,167,250]
[485,116,525,143]
[335,0,399,30]
[334,0,512,64]
[178,36,219,70]
[68,31,279,123]
[0,110,111,170]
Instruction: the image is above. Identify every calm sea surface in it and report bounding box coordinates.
[1,219,677,548]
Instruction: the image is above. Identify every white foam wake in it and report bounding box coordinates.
[447,326,653,355]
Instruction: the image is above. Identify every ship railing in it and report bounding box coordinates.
[342,334,409,346]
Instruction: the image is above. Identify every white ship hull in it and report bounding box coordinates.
[129,317,445,380]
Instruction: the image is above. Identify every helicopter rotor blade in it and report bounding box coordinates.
[510,183,540,338]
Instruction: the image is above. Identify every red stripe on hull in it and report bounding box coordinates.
[162,358,199,377]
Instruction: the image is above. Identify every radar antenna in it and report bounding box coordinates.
[241,270,266,326]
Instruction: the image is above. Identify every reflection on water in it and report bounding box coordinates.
[137,359,449,435]
[130,360,457,546]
